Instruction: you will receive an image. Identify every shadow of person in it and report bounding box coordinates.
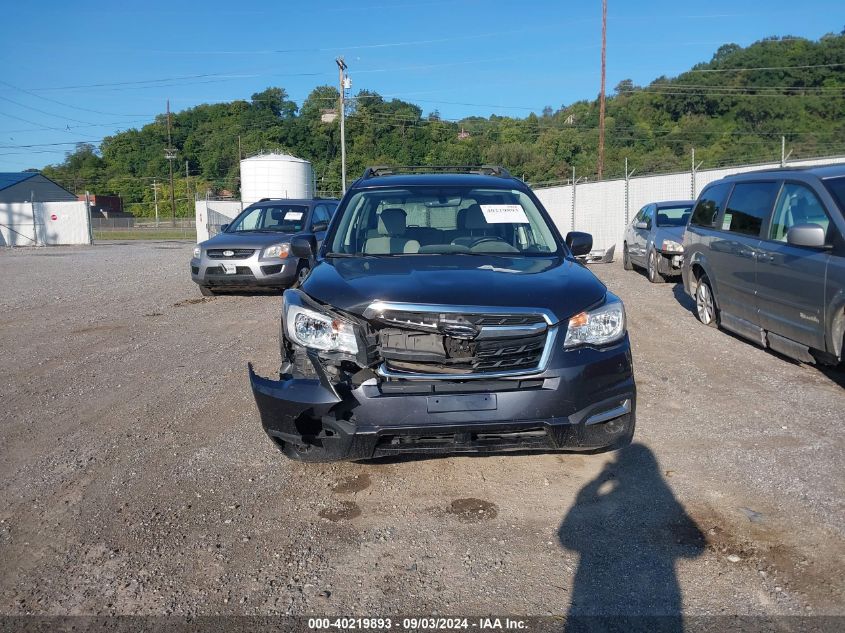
[559,443,705,633]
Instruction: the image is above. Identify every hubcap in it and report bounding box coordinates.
[298,267,310,283]
[696,283,714,324]
[648,253,655,279]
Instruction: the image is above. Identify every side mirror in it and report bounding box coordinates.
[566,231,593,257]
[312,222,328,232]
[290,233,317,259]
[786,223,827,248]
[634,221,648,230]
[219,223,229,233]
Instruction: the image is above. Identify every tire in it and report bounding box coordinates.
[647,249,666,284]
[622,243,633,270]
[294,262,311,287]
[199,285,216,296]
[695,274,719,328]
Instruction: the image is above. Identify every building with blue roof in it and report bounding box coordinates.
[0,172,77,204]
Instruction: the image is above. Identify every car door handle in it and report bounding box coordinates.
[757,253,774,263]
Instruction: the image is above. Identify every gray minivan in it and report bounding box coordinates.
[682,164,845,366]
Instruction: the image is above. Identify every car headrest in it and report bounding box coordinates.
[270,208,284,222]
[464,204,489,230]
[657,213,670,225]
[378,208,407,235]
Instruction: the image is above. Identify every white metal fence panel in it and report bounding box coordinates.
[534,186,573,236]
[1,201,91,246]
[535,154,845,257]
[35,201,91,245]
[573,179,627,251]
[0,202,38,246]
[195,200,244,242]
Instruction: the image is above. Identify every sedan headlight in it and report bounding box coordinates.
[661,239,684,253]
[564,300,626,348]
[192,246,201,258]
[263,243,290,259]
[285,300,358,354]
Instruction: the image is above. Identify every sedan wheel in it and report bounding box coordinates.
[647,250,665,284]
[695,276,718,327]
[623,244,633,270]
[296,265,311,286]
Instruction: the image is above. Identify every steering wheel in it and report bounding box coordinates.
[468,236,506,248]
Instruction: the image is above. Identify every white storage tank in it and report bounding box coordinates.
[240,153,314,204]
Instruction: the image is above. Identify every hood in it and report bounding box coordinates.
[202,231,295,249]
[301,255,607,324]
[654,225,685,245]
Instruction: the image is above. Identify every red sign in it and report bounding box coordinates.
[50,214,58,221]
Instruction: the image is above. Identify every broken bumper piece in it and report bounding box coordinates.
[248,339,636,462]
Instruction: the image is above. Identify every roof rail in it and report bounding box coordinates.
[361,165,512,179]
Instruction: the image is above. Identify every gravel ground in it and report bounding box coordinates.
[0,240,843,617]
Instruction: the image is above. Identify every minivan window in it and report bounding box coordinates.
[690,182,731,227]
[721,182,780,237]
[328,186,559,256]
[823,177,845,215]
[769,183,831,242]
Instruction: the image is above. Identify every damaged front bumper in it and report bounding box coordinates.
[249,335,636,462]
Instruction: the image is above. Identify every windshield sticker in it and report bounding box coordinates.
[480,204,529,224]
[284,211,303,221]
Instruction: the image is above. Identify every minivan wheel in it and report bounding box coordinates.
[622,243,633,270]
[695,275,718,327]
[647,249,665,284]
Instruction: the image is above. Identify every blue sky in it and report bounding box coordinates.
[0,0,841,171]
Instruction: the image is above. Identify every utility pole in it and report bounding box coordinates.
[597,0,608,180]
[336,57,348,194]
[165,99,177,227]
[152,179,160,227]
[185,160,190,202]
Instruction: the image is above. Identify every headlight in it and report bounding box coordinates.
[661,239,684,253]
[285,302,358,354]
[263,243,290,259]
[563,300,626,348]
[192,246,201,258]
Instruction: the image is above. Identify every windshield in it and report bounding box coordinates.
[226,204,308,233]
[327,187,560,256]
[655,206,692,227]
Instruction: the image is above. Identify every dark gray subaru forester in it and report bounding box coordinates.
[248,167,636,462]
[683,164,845,366]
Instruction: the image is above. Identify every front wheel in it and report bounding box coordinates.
[622,243,633,270]
[647,249,666,284]
[695,275,718,327]
[294,263,311,288]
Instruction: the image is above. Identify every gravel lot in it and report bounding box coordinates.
[1,241,843,617]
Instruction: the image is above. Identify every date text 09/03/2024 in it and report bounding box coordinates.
[308,617,528,630]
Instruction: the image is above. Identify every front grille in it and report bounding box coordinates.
[377,310,549,377]
[373,425,552,456]
[206,249,255,259]
[376,310,546,331]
